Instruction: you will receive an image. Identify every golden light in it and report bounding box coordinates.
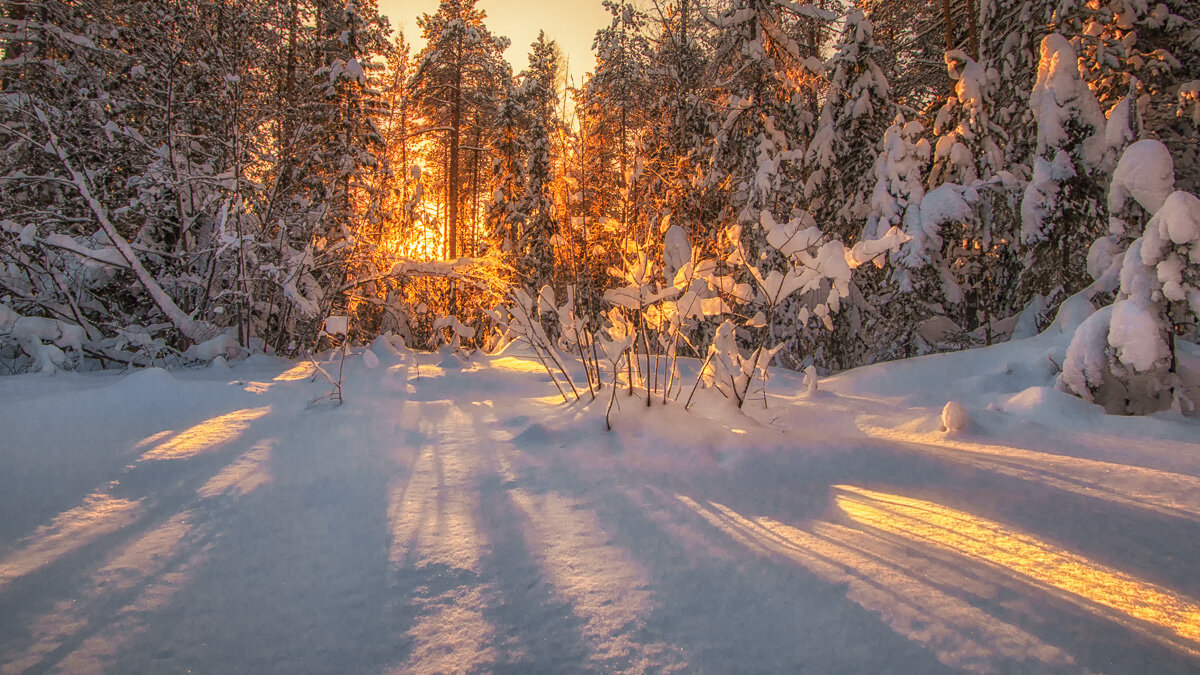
[274,362,316,382]
[196,442,274,499]
[835,485,1200,655]
[0,492,143,593]
[139,407,271,461]
[488,356,547,374]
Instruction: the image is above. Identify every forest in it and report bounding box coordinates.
[1,0,1198,415]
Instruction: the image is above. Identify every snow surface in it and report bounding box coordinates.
[1,331,1200,673]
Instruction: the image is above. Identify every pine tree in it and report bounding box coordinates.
[1019,33,1108,303]
[702,0,829,245]
[805,9,895,243]
[516,32,562,292]
[699,0,834,368]
[409,0,509,260]
[581,0,650,240]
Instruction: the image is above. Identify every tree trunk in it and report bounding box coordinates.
[471,124,481,256]
[965,0,979,60]
[447,38,462,260]
[942,0,955,51]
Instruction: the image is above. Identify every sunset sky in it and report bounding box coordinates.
[378,0,614,86]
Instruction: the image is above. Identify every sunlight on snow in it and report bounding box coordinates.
[0,412,269,600]
[859,422,1200,523]
[196,442,274,499]
[502,453,684,669]
[835,485,1200,657]
[674,495,1074,672]
[2,511,205,674]
[388,444,486,572]
[273,363,316,381]
[134,429,175,448]
[488,356,548,374]
[3,435,284,673]
[0,490,143,593]
[139,407,270,461]
[241,381,273,394]
[385,584,498,675]
[386,405,497,673]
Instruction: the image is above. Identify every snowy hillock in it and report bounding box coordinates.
[824,292,1199,452]
[831,294,1092,408]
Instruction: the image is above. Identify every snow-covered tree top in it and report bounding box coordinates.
[1029,34,1106,164]
[1109,139,1175,215]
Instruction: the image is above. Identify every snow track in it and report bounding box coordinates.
[1,347,1199,673]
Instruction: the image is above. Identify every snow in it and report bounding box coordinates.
[1141,190,1200,312]
[899,183,973,268]
[1028,34,1105,160]
[322,315,349,336]
[1020,34,1106,244]
[939,399,970,432]
[1109,139,1175,215]
[0,305,86,372]
[1060,304,1113,399]
[1108,298,1170,373]
[1,332,1199,672]
[182,332,240,363]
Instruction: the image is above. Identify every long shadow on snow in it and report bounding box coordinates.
[105,411,402,674]
[475,472,593,673]
[513,467,959,673]
[0,439,268,660]
[445,399,594,672]
[0,502,220,673]
[524,429,1200,672]
[714,448,1200,672]
[484,412,952,672]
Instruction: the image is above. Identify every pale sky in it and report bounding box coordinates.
[378,0,614,87]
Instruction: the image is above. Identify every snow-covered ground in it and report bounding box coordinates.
[2,326,1199,673]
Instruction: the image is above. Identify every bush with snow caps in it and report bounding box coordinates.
[1061,139,1200,415]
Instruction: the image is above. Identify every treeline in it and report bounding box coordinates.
[1,0,1199,413]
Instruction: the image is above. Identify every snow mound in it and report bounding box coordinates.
[362,348,380,369]
[941,401,969,432]
[120,366,176,388]
[999,386,1101,420]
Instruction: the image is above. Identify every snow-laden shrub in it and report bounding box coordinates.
[1061,140,1199,414]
